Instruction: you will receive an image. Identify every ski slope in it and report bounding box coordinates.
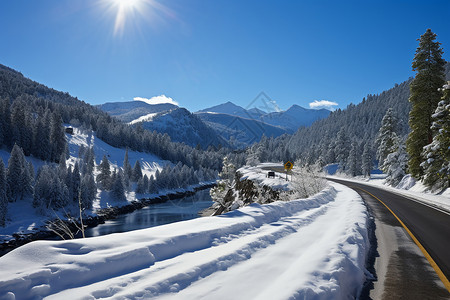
[0,182,370,299]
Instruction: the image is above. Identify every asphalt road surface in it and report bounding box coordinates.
[328,178,450,299]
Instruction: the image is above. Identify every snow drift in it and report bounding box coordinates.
[0,183,370,299]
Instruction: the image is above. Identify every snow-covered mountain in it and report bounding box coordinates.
[136,108,228,149]
[98,101,227,149]
[98,101,178,123]
[197,101,257,119]
[196,112,287,148]
[99,99,330,149]
[260,105,331,133]
[196,101,331,138]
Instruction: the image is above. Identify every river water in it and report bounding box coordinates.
[84,189,213,238]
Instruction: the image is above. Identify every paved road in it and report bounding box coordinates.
[328,178,450,298]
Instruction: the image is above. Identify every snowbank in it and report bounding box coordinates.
[0,183,370,299]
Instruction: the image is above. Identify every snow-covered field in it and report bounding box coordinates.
[327,174,450,213]
[0,182,370,299]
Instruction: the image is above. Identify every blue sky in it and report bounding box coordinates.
[1,0,449,112]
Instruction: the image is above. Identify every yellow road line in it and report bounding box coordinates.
[355,186,450,293]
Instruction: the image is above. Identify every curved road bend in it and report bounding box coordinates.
[328,178,450,299]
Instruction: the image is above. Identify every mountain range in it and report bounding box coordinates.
[99,100,331,148]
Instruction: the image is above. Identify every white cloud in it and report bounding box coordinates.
[134,95,179,106]
[309,100,338,111]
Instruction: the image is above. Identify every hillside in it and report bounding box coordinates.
[0,63,225,171]
[252,62,450,167]
[196,112,287,148]
[138,108,228,149]
[97,101,178,123]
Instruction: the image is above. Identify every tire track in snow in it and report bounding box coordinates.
[46,191,336,299]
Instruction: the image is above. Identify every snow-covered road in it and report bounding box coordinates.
[0,183,370,300]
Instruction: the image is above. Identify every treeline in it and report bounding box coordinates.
[245,78,412,174]
[0,96,66,162]
[0,63,234,173]
[247,29,450,190]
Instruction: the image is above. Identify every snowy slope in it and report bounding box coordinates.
[137,108,228,148]
[66,127,165,179]
[197,101,252,119]
[0,183,370,299]
[98,101,177,123]
[196,112,287,147]
[0,127,168,242]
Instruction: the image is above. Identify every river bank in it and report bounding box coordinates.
[0,182,216,257]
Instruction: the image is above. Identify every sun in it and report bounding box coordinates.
[112,0,142,10]
[100,0,175,37]
[104,0,147,36]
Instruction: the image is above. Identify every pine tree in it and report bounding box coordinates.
[406,29,446,178]
[49,112,66,162]
[362,142,373,178]
[347,141,360,176]
[136,177,146,194]
[97,155,111,190]
[0,97,11,147]
[10,103,25,149]
[384,139,409,186]
[421,82,450,189]
[335,128,350,171]
[376,108,398,167]
[72,163,81,203]
[0,159,8,226]
[132,160,143,182]
[111,169,126,201]
[148,175,157,194]
[7,144,30,201]
[123,148,133,180]
[80,173,96,209]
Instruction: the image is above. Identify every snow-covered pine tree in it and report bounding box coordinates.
[361,142,373,177]
[81,147,95,176]
[33,165,68,211]
[65,165,73,203]
[111,169,126,201]
[384,138,409,186]
[376,108,398,167]
[72,163,81,203]
[80,173,96,209]
[96,155,111,190]
[210,156,235,206]
[59,152,67,175]
[406,29,446,178]
[326,142,336,164]
[10,103,26,149]
[49,112,66,162]
[132,160,143,182]
[0,97,11,148]
[334,128,350,171]
[421,82,450,189]
[7,144,32,201]
[148,175,157,194]
[347,141,360,176]
[136,177,146,194]
[0,159,7,226]
[123,148,133,181]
